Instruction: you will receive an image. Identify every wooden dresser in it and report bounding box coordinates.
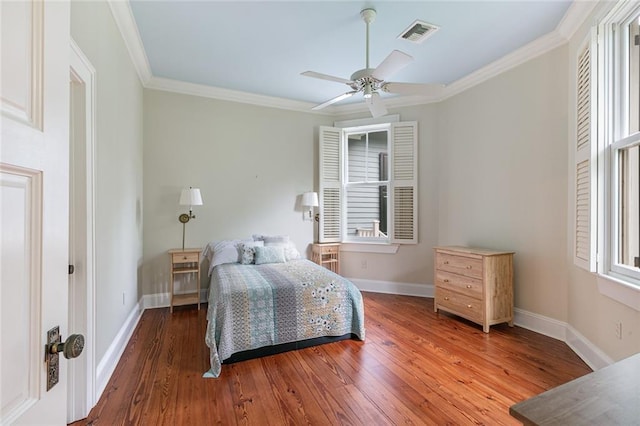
[434,246,514,333]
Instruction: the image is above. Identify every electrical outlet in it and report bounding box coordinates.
[615,321,623,340]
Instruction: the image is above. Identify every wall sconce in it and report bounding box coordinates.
[178,187,203,250]
[301,192,319,221]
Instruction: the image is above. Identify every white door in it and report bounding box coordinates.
[1,1,72,424]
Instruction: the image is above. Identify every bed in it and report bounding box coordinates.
[203,238,365,377]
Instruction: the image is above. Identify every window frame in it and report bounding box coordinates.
[597,1,640,286]
[343,124,391,243]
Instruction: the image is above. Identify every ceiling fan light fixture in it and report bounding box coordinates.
[363,82,373,99]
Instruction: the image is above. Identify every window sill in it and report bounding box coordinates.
[596,273,640,312]
[340,243,399,254]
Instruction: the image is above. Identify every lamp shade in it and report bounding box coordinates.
[179,188,203,206]
[302,192,319,207]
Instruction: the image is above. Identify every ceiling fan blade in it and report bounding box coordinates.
[371,50,413,81]
[301,71,353,85]
[381,82,446,96]
[312,91,358,110]
[366,93,387,118]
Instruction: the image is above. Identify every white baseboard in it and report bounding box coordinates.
[513,307,567,341]
[565,325,614,370]
[348,277,433,298]
[95,301,143,401]
[512,307,612,370]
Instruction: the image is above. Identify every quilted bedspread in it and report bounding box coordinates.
[205,259,365,377]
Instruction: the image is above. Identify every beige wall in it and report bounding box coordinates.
[71,1,144,362]
[437,46,570,322]
[142,89,333,296]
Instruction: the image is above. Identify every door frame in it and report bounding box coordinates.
[68,39,97,422]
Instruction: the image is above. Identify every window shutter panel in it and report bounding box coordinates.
[390,122,418,244]
[319,126,342,243]
[574,39,596,272]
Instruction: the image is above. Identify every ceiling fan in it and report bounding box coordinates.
[301,8,444,117]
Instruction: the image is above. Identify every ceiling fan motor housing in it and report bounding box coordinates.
[349,68,383,92]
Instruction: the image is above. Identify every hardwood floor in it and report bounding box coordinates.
[73,293,591,425]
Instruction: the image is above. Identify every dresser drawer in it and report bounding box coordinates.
[435,270,483,299]
[172,252,199,264]
[436,252,483,280]
[435,287,483,323]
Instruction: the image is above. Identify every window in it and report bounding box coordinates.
[345,130,389,241]
[577,2,640,288]
[602,5,640,283]
[319,121,417,245]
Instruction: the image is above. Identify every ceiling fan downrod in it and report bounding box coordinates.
[361,8,376,70]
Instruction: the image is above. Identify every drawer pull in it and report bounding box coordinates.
[183,256,188,260]
[444,297,450,301]
[466,266,472,269]
[466,285,472,289]
[443,261,449,265]
[443,279,450,283]
[467,304,472,308]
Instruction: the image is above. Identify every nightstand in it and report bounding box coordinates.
[311,243,340,274]
[168,248,202,313]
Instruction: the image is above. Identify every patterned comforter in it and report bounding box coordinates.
[205,259,365,377]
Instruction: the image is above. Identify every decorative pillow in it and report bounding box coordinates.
[238,241,264,264]
[254,246,286,265]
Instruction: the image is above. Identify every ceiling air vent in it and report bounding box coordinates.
[398,20,439,44]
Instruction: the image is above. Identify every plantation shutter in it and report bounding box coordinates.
[574,38,597,272]
[319,126,342,243]
[390,122,418,244]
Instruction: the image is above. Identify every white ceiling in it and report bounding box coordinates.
[124,1,587,112]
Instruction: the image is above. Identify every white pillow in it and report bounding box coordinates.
[205,239,250,275]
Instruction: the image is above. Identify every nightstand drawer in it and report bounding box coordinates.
[435,270,482,299]
[436,287,483,323]
[436,252,483,280]
[172,252,199,263]
[321,245,339,254]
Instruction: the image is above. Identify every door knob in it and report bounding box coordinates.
[45,327,85,391]
[47,333,85,359]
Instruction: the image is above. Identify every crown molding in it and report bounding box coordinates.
[556,0,601,40]
[145,76,334,115]
[111,0,594,115]
[107,0,152,85]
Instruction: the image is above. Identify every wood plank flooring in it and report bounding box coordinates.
[72,293,591,425]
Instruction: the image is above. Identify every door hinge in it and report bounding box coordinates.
[68,264,75,275]
[634,256,640,268]
[635,34,640,46]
